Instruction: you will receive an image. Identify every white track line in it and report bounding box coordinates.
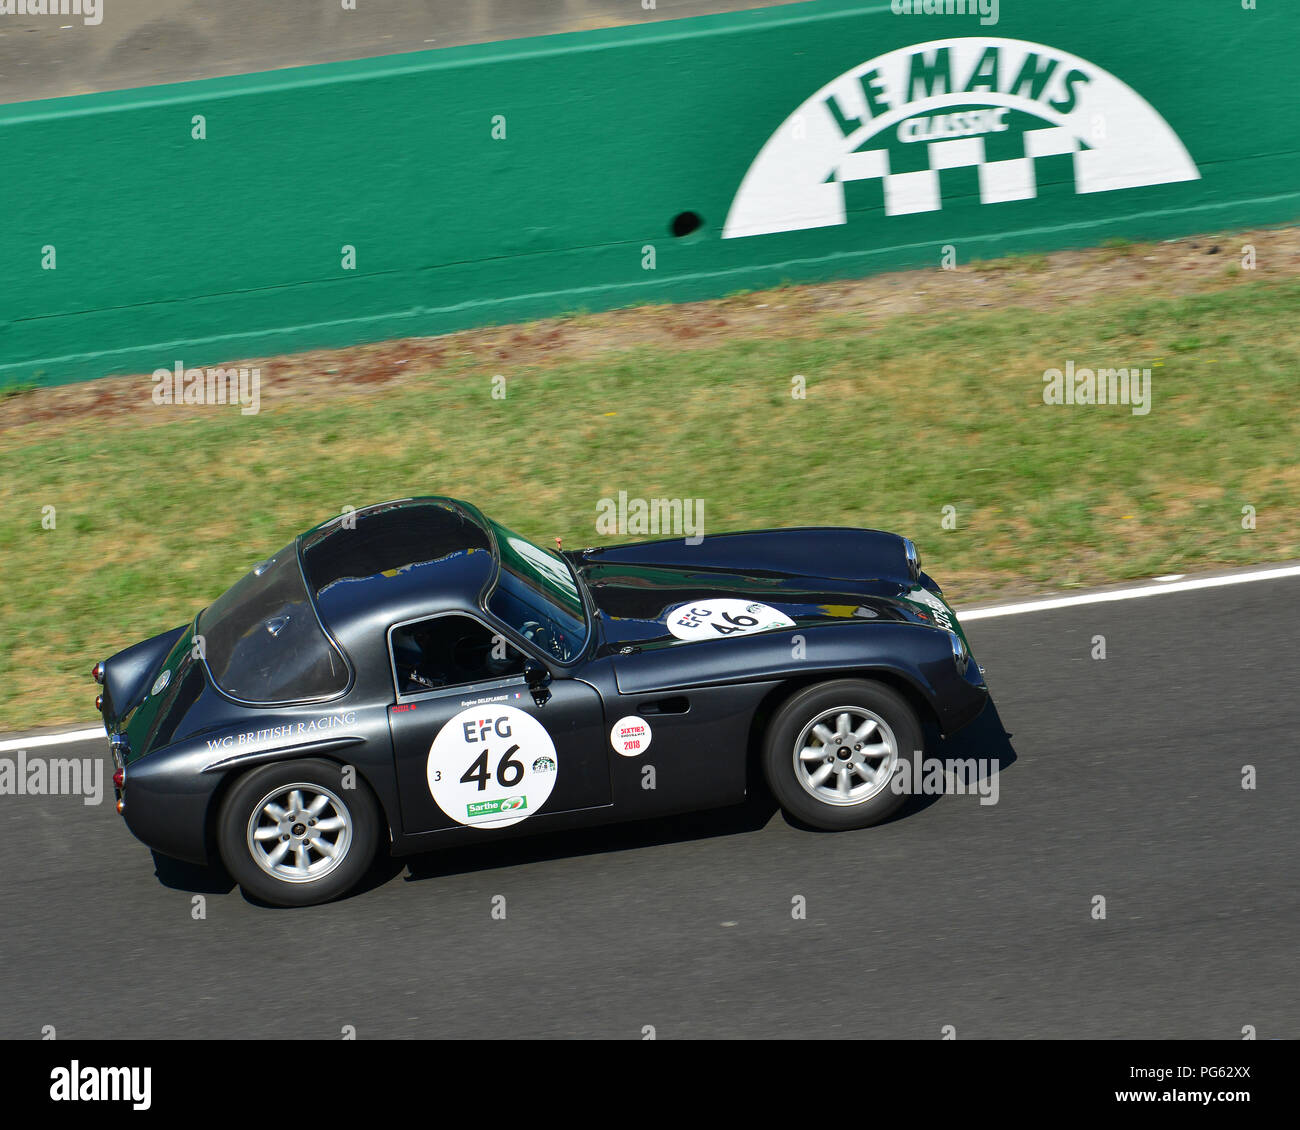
[958,563,1300,621]
[3,563,1298,751]
[0,727,105,753]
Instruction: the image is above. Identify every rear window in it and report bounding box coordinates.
[198,544,350,703]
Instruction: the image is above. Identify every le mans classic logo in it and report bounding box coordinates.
[723,37,1198,238]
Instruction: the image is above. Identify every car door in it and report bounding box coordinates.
[385,612,612,835]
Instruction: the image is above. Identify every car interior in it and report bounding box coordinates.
[390,614,526,695]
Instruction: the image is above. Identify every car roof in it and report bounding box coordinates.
[299,497,498,637]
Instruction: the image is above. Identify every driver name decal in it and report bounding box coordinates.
[426,704,557,829]
[666,599,795,641]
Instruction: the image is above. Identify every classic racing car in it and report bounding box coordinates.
[95,497,987,906]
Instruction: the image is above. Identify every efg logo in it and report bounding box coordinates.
[723,37,1199,238]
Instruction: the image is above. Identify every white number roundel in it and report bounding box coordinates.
[426,705,558,829]
[666,598,794,641]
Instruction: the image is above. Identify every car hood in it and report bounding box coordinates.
[569,528,956,655]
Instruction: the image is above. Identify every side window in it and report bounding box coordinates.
[390,615,526,696]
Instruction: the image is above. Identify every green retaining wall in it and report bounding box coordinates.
[1,0,1296,387]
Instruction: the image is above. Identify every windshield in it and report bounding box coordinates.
[485,522,588,663]
[198,544,350,702]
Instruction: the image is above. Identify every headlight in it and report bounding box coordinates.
[949,630,969,675]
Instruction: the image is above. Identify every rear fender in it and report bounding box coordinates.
[102,625,187,726]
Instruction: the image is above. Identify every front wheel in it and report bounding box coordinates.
[762,679,921,831]
[217,758,380,906]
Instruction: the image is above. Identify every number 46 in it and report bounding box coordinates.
[711,611,758,635]
[461,744,524,791]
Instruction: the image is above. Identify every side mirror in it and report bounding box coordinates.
[523,660,552,704]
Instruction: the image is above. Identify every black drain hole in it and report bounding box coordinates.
[670,211,703,238]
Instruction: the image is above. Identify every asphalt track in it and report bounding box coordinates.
[0,570,1295,1039]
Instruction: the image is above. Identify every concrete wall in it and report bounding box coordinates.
[0,0,791,104]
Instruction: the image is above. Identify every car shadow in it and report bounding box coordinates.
[149,698,1016,901]
[151,851,236,895]
[396,786,782,888]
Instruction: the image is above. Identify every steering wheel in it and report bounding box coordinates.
[520,620,564,660]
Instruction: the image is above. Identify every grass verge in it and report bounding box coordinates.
[1,240,1297,730]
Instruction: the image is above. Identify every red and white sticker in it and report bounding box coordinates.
[666,598,794,641]
[426,705,557,829]
[610,715,652,757]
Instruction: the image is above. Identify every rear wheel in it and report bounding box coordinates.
[762,679,921,830]
[217,758,380,906]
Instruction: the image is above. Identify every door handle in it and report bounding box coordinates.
[637,696,689,715]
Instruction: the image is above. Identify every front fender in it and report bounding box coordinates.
[612,620,987,735]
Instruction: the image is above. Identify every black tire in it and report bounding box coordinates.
[217,758,381,907]
[762,678,922,831]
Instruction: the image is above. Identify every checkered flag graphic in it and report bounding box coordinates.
[837,126,1082,216]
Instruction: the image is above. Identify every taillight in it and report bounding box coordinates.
[95,694,104,712]
[112,768,125,789]
[92,662,105,684]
